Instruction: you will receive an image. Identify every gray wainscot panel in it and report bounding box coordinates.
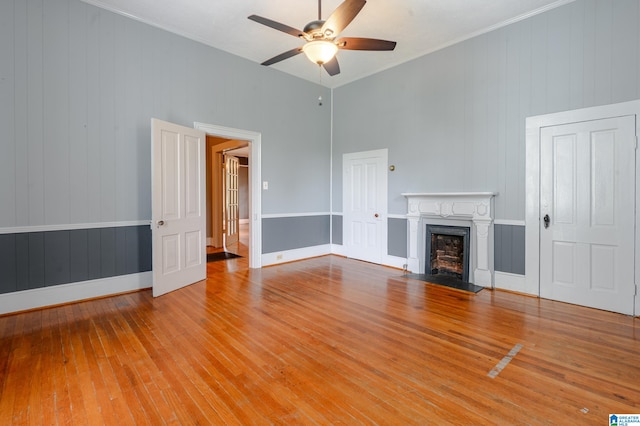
[332,215,343,245]
[388,218,407,258]
[0,225,152,295]
[262,216,330,254]
[494,224,525,275]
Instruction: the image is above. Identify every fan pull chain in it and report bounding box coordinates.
[318,65,323,106]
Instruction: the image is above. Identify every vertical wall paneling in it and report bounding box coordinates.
[114,226,127,276]
[43,0,70,225]
[69,229,89,283]
[69,0,89,222]
[27,0,45,225]
[593,1,613,105]
[334,0,640,225]
[86,5,102,222]
[0,226,152,295]
[15,234,30,291]
[546,6,572,113]
[44,231,70,286]
[0,235,17,294]
[0,1,15,226]
[611,1,639,102]
[100,227,116,277]
[99,11,116,222]
[28,232,45,289]
[87,228,101,280]
[13,0,29,227]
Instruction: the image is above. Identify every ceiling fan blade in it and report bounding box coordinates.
[248,15,305,38]
[322,56,340,76]
[261,47,303,66]
[337,37,396,51]
[321,0,366,36]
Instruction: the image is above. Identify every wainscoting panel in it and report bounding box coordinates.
[0,225,151,295]
[388,217,407,258]
[262,215,330,254]
[332,214,343,245]
[494,224,525,275]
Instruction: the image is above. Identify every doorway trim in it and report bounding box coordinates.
[525,99,640,314]
[194,122,261,269]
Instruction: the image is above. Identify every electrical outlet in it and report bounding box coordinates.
[276,254,283,260]
[263,181,269,190]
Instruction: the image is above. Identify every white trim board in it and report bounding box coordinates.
[494,219,525,227]
[0,220,151,235]
[0,272,152,315]
[262,212,330,219]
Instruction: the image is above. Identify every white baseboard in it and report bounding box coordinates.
[332,245,406,270]
[0,272,152,315]
[383,255,408,270]
[262,244,332,266]
[494,271,532,295]
[331,244,346,257]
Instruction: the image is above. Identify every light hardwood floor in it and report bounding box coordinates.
[1,240,639,424]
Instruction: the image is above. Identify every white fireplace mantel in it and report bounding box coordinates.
[402,192,496,287]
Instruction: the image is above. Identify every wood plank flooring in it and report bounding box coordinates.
[1,250,640,424]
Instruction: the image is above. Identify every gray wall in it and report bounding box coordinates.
[3,0,640,295]
[0,0,332,295]
[0,0,331,228]
[332,0,640,268]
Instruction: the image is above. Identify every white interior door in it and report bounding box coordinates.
[343,149,388,264]
[224,155,240,246]
[152,119,206,297]
[540,116,636,314]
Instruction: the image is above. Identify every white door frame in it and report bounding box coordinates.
[525,100,640,314]
[194,122,261,269]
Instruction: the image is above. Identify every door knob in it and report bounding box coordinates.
[543,214,550,229]
[374,213,379,218]
[157,220,165,226]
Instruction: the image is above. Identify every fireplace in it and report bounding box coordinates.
[426,225,470,282]
[402,192,496,287]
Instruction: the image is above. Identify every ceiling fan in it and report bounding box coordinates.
[248,0,396,76]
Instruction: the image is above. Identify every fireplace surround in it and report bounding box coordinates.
[402,192,496,287]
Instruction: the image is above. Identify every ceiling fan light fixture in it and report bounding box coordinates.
[302,40,338,65]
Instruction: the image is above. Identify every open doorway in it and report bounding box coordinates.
[194,122,262,269]
[206,136,249,259]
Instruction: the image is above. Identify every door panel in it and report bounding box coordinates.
[224,155,240,246]
[540,116,635,314]
[152,119,206,297]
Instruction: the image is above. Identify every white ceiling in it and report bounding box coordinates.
[82,0,574,88]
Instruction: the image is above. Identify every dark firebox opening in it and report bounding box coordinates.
[426,225,470,282]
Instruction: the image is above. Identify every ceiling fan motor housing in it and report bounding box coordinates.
[303,20,328,38]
